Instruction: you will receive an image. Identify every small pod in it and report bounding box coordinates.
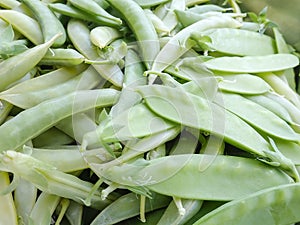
[0,34,60,91]
[193,183,300,225]
[204,54,299,73]
[90,26,122,49]
[0,9,43,45]
[39,48,85,66]
[22,0,66,47]
[133,0,170,7]
[90,192,171,225]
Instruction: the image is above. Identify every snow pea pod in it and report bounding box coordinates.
[91,192,170,225]
[193,183,300,225]
[217,74,272,94]
[136,85,270,155]
[28,192,60,225]
[0,34,59,91]
[203,28,276,56]
[0,172,18,225]
[107,0,160,69]
[48,3,120,27]
[0,89,119,152]
[14,179,37,225]
[90,26,122,49]
[204,54,299,73]
[189,4,226,14]
[0,9,43,45]
[214,92,300,141]
[0,65,100,109]
[39,48,85,66]
[133,0,170,7]
[98,154,293,199]
[67,19,123,87]
[22,0,66,47]
[151,15,241,72]
[69,0,122,26]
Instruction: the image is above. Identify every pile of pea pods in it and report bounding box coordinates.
[0,0,300,224]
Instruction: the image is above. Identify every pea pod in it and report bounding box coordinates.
[0,0,20,9]
[90,26,122,49]
[0,89,119,152]
[151,15,241,72]
[203,28,276,56]
[39,48,85,66]
[22,0,66,47]
[204,54,299,73]
[67,19,124,87]
[136,85,270,155]
[193,183,300,225]
[0,172,18,225]
[214,92,300,141]
[107,0,160,69]
[0,34,60,91]
[90,192,171,225]
[96,154,293,200]
[133,0,170,7]
[0,9,43,45]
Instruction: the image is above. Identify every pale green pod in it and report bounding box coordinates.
[39,48,85,66]
[96,154,293,200]
[203,28,276,56]
[0,172,18,225]
[90,26,122,49]
[90,192,171,225]
[14,179,37,225]
[0,9,43,45]
[193,183,300,225]
[152,15,241,72]
[204,54,299,73]
[215,92,300,141]
[136,85,270,156]
[28,192,60,225]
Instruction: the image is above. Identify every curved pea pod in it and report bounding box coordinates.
[90,192,171,225]
[90,26,122,49]
[215,92,300,141]
[245,94,296,126]
[22,0,66,47]
[39,48,85,66]
[217,74,272,94]
[133,0,170,7]
[0,65,101,109]
[0,151,118,210]
[0,89,119,152]
[107,0,160,69]
[151,15,241,72]
[204,54,299,73]
[189,4,226,14]
[67,19,124,87]
[100,103,177,142]
[0,172,18,225]
[203,28,276,56]
[0,34,60,91]
[97,154,293,200]
[0,9,43,45]
[193,183,300,225]
[136,85,270,156]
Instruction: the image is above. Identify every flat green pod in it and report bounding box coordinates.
[193,183,300,225]
[204,54,299,73]
[216,92,300,141]
[136,85,270,156]
[204,28,276,56]
[217,74,272,94]
[98,154,293,200]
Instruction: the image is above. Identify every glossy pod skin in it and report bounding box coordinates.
[193,183,300,225]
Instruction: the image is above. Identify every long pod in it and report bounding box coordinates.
[193,183,300,225]
[0,34,59,91]
[107,0,160,69]
[0,89,119,152]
